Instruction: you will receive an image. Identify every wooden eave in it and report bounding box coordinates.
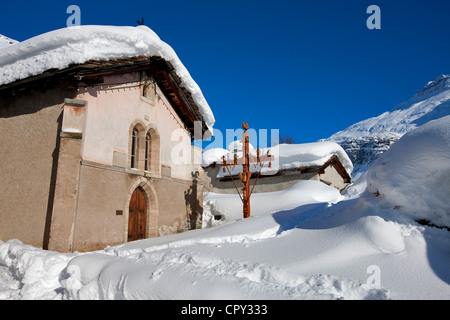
[318,155,352,183]
[0,56,209,137]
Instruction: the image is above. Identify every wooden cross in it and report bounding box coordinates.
[221,122,274,219]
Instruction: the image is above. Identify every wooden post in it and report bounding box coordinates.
[221,122,274,219]
[242,131,250,218]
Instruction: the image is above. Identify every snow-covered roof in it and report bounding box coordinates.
[203,141,354,177]
[0,34,18,48]
[0,25,215,133]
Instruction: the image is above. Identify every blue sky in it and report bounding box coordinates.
[1,0,449,146]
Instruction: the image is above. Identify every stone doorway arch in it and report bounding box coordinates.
[124,177,159,241]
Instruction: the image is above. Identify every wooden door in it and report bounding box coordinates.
[128,188,147,241]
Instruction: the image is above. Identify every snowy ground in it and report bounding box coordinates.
[1,117,449,300]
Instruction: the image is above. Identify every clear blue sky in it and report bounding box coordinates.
[1,0,449,145]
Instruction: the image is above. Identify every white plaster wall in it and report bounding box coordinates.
[319,165,346,190]
[76,73,198,180]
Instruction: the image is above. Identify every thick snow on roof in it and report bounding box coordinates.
[203,141,353,177]
[0,34,18,49]
[0,25,215,133]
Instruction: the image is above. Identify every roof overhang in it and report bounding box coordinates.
[0,56,209,138]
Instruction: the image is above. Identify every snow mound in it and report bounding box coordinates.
[367,115,450,228]
[203,141,353,177]
[61,250,387,300]
[203,180,342,227]
[0,239,72,300]
[0,25,215,133]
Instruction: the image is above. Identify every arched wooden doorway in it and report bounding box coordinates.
[128,187,147,241]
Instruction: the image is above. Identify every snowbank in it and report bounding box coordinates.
[203,180,341,226]
[0,25,215,133]
[1,178,450,300]
[2,182,449,300]
[367,115,450,228]
[203,141,353,177]
[0,239,73,300]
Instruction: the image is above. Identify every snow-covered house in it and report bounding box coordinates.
[0,26,215,253]
[202,141,352,194]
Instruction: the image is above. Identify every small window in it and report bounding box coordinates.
[143,81,155,104]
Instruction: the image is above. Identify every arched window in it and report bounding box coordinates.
[145,132,151,171]
[131,128,139,169]
[129,123,160,173]
[142,81,155,104]
[146,128,160,173]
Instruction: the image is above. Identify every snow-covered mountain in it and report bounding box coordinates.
[0,34,18,48]
[326,74,450,166]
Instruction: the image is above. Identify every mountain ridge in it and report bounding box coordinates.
[325,74,450,166]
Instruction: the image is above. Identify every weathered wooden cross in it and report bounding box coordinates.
[220,122,274,219]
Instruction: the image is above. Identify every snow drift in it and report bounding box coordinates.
[1,168,449,300]
[367,115,450,228]
[203,180,342,227]
[0,25,215,133]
